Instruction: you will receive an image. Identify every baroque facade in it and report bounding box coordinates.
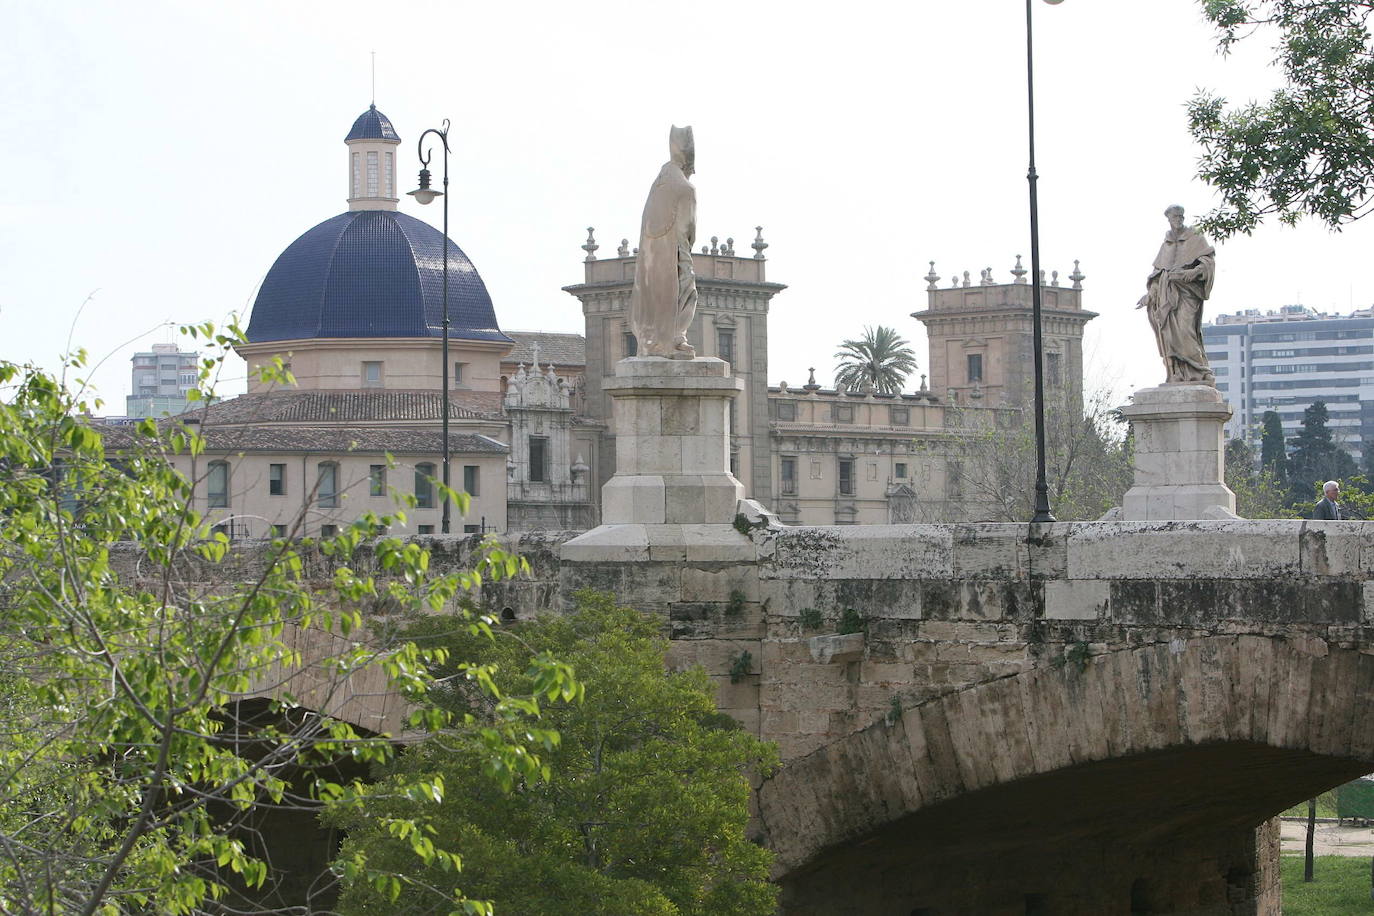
[168,104,1093,535]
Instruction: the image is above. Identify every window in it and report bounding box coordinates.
[832,404,853,423]
[1047,352,1062,387]
[463,465,480,496]
[207,460,229,508]
[838,458,855,496]
[351,152,360,198]
[271,523,287,538]
[623,332,638,358]
[463,524,480,534]
[373,524,388,537]
[776,400,796,421]
[890,406,909,425]
[384,151,394,196]
[453,362,465,386]
[730,450,739,476]
[269,463,286,496]
[528,437,548,483]
[317,462,339,508]
[418,524,435,534]
[321,524,338,538]
[967,353,984,383]
[415,463,435,509]
[780,457,797,495]
[897,462,910,479]
[366,150,378,196]
[369,464,386,497]
[362,361,382,387]
[717,329,735,367]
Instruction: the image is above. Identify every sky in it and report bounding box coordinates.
[6,0,1374,409]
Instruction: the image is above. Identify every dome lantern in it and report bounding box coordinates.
[345,104,402,212]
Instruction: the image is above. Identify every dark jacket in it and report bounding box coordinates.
[1314,496,1343,520]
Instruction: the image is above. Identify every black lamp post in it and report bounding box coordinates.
[409,120,452,534]
[1026,0,1063,524]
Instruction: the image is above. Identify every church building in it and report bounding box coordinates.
[171,105,1093,536]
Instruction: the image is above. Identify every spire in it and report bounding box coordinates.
[346,103,401,211]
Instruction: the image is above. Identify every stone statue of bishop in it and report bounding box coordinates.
[630,125,698,358]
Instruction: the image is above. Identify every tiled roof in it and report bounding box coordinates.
[345,104,400,142]
[182,390,505,425]
[504,331,586,368]
[246,210,511,346]
[104,424,507,455]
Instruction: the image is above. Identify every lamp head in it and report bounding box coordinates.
[1043,0,1065,4]
[407,168,443,206]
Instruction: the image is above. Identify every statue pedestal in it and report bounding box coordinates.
[1120,384,1236,521]
[562,357,763,566]
[599,357,745,524]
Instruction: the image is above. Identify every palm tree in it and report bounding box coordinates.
[833,325,918,395]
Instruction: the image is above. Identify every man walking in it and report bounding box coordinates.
[1314,481,1344,520]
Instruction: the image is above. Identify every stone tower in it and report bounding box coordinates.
[911,261,1095,409]
[563,230,786,502]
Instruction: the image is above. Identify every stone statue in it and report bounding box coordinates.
[630,125,698,359]
[1137,205,1216,384]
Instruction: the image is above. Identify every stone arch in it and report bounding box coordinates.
[758,634,1374,910]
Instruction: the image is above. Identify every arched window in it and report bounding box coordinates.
[415,462,435,509]
[317,462,339,508]
[207,460,229,508]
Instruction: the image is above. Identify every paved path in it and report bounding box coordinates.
[1282,819,1374,857]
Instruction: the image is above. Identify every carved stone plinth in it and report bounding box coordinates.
[1120,383,1236,521]
[600,357,745,524]
[561,357,762,565]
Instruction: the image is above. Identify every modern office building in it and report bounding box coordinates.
[1203,305,1374,461]
[125,342,201,418]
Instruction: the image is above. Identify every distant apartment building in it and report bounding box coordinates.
[125,343,200,418]
[1202,305,1374,461]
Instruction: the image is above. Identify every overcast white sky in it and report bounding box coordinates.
[6,0,1374,408]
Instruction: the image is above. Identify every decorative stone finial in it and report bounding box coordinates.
[778,380,789,392]
[925,261,940,290]
[804,367,820,391]
[530,342,541,369]
[617,238,630,257]
[710,236,719,255]
[1011,255,1027,284]
[920,373,928,391]
[752,226,768,259]
[582,227,598,262]
[701,244,709,254]
[962,271,971,288]
[725,237,735,255]
[1070,259,1085,289]
[982,267,994,286]
[951,275,959,288]
[1039,269,1047,285]
[1051,270,1060,287]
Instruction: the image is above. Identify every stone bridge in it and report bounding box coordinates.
[163,515,1374,915]
[558,516,1374,915]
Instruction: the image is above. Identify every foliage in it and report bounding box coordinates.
[1319,473,1374,520]
[1260,410,1289,483]
[833,325,918,395]
[0,336,575,916]
[1226,437,1300,518]
[332,591,779,916]
[1287,401,1358,504]
[1189,1,1374,237]
[937,385,1133,522]
[726,589,747,617]
[839,607,866,635]
[1279,855,1374,914]
[729,651,755,684]
[798,607,823,631]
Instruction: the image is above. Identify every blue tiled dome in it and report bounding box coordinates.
[345,105,400,142]
[246,210,511,345]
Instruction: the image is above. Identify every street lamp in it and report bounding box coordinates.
[409,120,453,534]
[1026,0,1061,524]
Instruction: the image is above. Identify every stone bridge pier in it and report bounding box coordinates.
[560,516,1374,915]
